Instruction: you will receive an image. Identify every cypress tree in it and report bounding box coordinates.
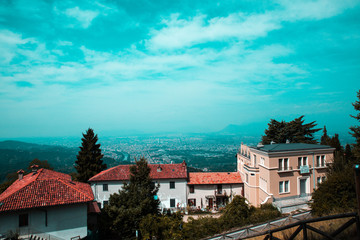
[74,128,106,182]
[320,126,331,145]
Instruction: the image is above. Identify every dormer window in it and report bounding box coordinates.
[157,166,162,172]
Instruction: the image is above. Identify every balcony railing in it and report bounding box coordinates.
[215,189,227,196]
[278,166,293,172]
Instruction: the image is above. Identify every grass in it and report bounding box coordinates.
[247,216,357,240]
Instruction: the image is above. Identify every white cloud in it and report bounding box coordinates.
[276,0,359,21]
[65,6,99,28]
[147,13,280,50]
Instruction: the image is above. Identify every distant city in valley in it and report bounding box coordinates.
[0,122,356,183]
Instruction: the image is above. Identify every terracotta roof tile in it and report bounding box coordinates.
[188,172,243,185]
[0,169,94,212]
[89,161,188,182]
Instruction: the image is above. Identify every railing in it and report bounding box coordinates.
[278,166,293,172]
[205,211,359,240]
[215,190,226,196]
[272,193,312,202]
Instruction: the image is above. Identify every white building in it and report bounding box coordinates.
[187,172,244,210]
[0,168,96,239]
[89,161,188,210]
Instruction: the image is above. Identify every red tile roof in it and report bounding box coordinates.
[188,172,243,185]
[0,169,94,212]
[89,161,188,182]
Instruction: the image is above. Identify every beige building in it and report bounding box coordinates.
[237,143,335,213]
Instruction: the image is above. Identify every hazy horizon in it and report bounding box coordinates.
[1,0,359,138]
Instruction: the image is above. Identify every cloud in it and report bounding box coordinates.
[64,6,99,28]
[276,0,359,21]
[147,13,280,50]
[147,0,359,50]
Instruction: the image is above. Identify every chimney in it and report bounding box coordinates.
[31,164,39,174]
[270,141,275,145]
[17,169,24,180]
[286,139,290,144]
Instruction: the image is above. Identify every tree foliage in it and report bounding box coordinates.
[262,115,321,144]
[74,128,106,182]
[27,158,53,171]
[103,157,160,239]
[312,90,360,215]
[350,90,360,160]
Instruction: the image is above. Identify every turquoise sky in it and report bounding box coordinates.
[1,0,360,138]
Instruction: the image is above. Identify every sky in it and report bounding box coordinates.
[1,0,360,138]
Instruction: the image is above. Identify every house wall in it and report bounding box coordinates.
[91,178,187,210]
[0,204,87,240]
[187,184,243,209]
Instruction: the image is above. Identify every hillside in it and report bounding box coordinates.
[0,140,79,182]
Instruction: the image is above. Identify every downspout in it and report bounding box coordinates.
[312,152,316,190]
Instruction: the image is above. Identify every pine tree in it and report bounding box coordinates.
[350,90,360,160]
[103,157,160,238]
[262,115,320,144]
[74,128,106,182]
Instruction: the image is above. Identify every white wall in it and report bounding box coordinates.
[0,204,88,240]
[91,179,187,210]
[187,184,243,209]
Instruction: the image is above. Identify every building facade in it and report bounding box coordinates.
[89,161,188,210]
[237,143,335,212]
[0,168,94,239]
[187,172,243,210]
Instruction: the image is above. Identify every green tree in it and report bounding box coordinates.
[262,115,321,144]
[320,126,331,145]
[27,158,53,171]
[220,195,252,229]
[103,157,160,239]
[74,128,106,182]
[312,90,360,215]
[140,213,183,240]
[350,90,360,160]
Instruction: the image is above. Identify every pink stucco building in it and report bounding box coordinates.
[237,142,335,213]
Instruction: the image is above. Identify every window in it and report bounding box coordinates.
[253,154,257,166]
[246,173,249,183]
[279,181,284,193]
[19,213,28,227]
[284,181,289,192]
[217,184,222,194]
[317,177,321,185]
[278,158,289,170]
[298,157,307,168]
[322,176,326,182]
[170,199,176,208]
[260,157,265,166]
[279,181,289,193]
[103,201,109,207]
[321,155,325,166]
[170,181,175,189]
[316,156,320,167]
[188,199,196,206]
[189,185,194,193]
[103,184,108,191]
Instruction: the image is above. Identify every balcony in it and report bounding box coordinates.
[215,189,227,197]
[278,166,293,172]
[297,165,311,174]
